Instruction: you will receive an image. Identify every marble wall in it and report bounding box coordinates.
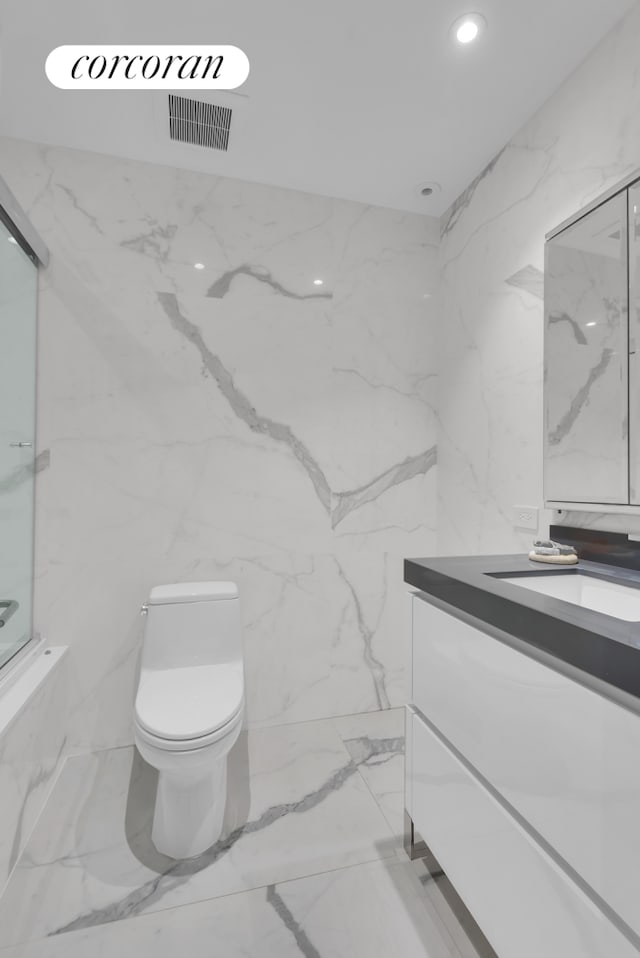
[0,138,438,750]
[438,1,640,554]
[0,650,67,892]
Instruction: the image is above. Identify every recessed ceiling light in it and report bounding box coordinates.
[313,278,324,286]
[194,262,205,269]
[451,13,487,45]
[586,322,597,327]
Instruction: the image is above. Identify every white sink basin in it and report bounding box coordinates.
[501,572,640,621]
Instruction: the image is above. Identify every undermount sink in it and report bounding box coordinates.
[499,572,640,621]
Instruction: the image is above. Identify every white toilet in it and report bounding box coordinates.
[133,581,244,860]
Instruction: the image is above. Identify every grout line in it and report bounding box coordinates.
[54,707,408,764]
[352,764,403,843]
[248,705,407,736]
[356,766,405,842]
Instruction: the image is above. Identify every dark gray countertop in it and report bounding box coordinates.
[404,554,640,701]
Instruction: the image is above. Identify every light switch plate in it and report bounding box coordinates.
[513,505,539,531]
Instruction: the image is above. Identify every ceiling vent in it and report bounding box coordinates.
[168,94,232,151]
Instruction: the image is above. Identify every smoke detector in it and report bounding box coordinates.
[416,182,441,199]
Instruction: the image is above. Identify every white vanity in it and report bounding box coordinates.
[405,551,640,958]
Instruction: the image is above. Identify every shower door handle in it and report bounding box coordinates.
[0,600,18,627]
[9,441,33,448]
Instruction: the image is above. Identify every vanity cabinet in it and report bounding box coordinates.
[544,172,640,508]
[406,593,640,957]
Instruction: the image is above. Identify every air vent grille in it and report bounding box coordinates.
[168,94,232,151]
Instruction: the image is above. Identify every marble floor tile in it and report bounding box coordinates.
[0,720,398,949]
[333,708,405,842]
[0,858,475,958]
[333,711,493,958]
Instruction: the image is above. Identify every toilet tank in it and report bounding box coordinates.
[141,582,242,671]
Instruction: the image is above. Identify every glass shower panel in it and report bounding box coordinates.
[0,220,37,669]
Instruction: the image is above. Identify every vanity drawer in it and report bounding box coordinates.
[410,710,636,958]
[411,595,640,937]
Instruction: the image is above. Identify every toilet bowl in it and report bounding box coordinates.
[133,581,244,860]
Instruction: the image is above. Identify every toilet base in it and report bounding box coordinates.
[152,757,228,859]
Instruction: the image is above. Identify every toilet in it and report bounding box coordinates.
[133,581,244,860]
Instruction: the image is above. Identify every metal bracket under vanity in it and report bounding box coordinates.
[404,810,429,862]
[404,809,495,956]
[405,589,640,958]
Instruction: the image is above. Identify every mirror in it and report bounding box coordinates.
[0,220,37,670]
[629,186,640,505]
[544,192,629,505]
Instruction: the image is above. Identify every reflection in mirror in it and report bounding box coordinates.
[544,192,628,504]
[629,187,640,504]
[0,220,37,670]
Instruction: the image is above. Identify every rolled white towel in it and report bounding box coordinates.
[532,538,577,557]
[528,551,578,565]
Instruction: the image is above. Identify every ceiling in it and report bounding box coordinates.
[0,0,635,215]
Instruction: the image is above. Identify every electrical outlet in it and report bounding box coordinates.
[513,505,539,531]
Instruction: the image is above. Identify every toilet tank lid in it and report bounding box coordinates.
[148,581,238,605]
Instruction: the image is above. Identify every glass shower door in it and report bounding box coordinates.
[0,219,37,669]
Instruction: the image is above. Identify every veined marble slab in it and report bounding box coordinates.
[0,858,475,958]
[0,718,400,948]
[0,136,439,751]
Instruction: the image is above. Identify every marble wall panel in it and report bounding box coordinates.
[0,138,438,748]
[438,2,640,553]
[0,651,68,891]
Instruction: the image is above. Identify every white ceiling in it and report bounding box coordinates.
[0,0,636,215]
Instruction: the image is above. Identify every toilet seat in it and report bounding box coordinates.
[135,701,243,752]
[134,661,244,745]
